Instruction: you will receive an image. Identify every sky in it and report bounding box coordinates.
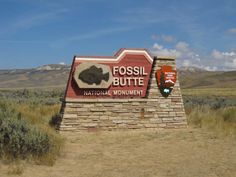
[0,0,236,71]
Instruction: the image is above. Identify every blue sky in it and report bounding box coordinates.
[0,0,236,70]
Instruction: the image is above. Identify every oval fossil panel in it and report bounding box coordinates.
[73,62,113,88]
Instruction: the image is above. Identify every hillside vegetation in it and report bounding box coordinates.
[0,65,236,89]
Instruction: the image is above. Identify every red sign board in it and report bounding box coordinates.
[156,66,177,97]
[65,49,153,99]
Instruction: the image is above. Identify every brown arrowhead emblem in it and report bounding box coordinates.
[156,66,177,98]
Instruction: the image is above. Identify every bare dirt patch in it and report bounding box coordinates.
[1,128,236,177]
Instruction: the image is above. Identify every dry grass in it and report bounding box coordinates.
[188,106,236,138]
[11,102,60,125]
[6,162,24,175]
[1,129,236,177]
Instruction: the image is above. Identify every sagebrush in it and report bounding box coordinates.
[0,100,63,165]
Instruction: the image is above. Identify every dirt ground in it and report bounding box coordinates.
[1,128,236,177]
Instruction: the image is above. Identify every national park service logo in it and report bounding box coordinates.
[156,66,177,98]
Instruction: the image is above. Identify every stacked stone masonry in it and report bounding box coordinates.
[59,57,187,131]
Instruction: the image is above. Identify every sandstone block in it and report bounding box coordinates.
[63,114,77,118]
[82,123,98,128]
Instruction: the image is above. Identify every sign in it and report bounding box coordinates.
[65,49,153,99]
[156,66,177,98]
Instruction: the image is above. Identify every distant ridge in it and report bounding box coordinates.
[36,64,70,71]
[178,66,207,72]
[0,65,235,89]
[0,64,70,89]
[178,66,236,88]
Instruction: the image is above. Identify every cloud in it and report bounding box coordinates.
[0,9,68,37]
[151,41,236,71]
[211,49,223,59]
[175,41,189,52]
[151,35,176,43]
[211,49,236,70]
[117,7,170,24]
[162,35,176,43]
[151,43,180,57]
[204,66,218,71]
[14,9,68,29]
[50,26,133,48]
[150,41,219,71]
[151,41,200,60]
[227,28,236,34]
[182,60,191,67]
[222,51,236,56]
[212,50,236,59]
[67,27,132,41]
[0,39,49,44]
[59,62,66,65]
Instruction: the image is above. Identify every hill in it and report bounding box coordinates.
[0,65,235,89]
[178,67,236,88]
[0,64,70,89]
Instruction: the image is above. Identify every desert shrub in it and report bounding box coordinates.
[0,102,51,159]
[0,89,64,105]
[222,108,236,123]
[0,101,63,165]
[49,113,62,129]
[183,95,236,110]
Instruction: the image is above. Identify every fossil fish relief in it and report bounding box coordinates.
[79,65,109,85]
